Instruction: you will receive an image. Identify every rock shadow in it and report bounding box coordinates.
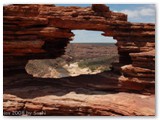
[4,70,121,99]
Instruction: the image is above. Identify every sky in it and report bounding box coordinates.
[56,4,156,43]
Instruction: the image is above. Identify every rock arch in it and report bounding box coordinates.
[4,4,155,94]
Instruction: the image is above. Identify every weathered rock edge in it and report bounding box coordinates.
[3,4,155,116]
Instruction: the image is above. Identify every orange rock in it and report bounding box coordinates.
[3,4,155,115]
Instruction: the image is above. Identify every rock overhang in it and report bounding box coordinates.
[3,4,155,93]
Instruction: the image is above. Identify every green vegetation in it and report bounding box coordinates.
[78,55,118,72]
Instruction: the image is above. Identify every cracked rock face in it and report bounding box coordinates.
[3,4,155,116]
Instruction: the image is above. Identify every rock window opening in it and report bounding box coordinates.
[3,5,155,114]
[25,30,119,78]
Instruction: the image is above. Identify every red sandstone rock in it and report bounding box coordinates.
[3,92,155,116]
[3,75,155,116]
[130,50,155,69]
[4,16,48,27]
[92,4,110,13]
[119,76,155,93]
[3,4,155,116]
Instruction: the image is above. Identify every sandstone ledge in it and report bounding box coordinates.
[4,76,155,116]
[3,4,155,115]
[3,71,155,116]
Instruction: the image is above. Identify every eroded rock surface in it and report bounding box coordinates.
[3,4,155,116]
[4,71,155,116]
[4,92,155,116]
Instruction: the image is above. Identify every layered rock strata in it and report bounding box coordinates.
[3,4,155,115]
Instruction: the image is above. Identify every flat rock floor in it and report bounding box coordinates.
[3,71,155,116]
